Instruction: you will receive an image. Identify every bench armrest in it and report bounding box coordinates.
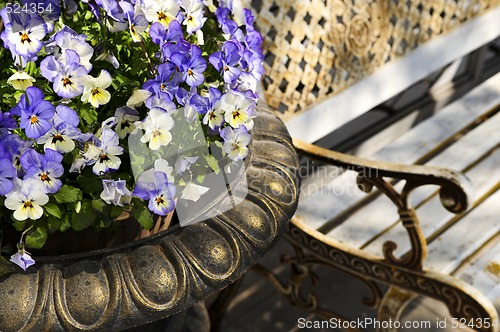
[294,138,473,213]
[293,138,474,269]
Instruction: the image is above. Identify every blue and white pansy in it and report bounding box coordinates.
[0,0,264,270]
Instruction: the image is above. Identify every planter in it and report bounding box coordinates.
[0,110,299,331]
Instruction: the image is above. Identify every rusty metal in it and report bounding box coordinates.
[0,110,300,331]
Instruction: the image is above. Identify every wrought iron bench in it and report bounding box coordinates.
[247,0,500,330]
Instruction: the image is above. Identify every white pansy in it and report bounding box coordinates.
[81,70,113,108]
[142,0,180,27]
[4,179,49,221]
[136,108,174,150]
[202,100,224,130]
[7,71,36,90]
[220,92,254,128]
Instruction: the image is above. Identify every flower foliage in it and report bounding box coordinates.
[0,0,263,262]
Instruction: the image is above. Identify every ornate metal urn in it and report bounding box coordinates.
[0,110,299,331]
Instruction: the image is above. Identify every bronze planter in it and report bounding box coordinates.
[0,110,299,331]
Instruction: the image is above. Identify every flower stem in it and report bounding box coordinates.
[19,225,34,245]
[139,40,156,76]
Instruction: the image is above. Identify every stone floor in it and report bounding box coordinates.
[220,238,474,332]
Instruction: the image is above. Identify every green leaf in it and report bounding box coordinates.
[92,199,107,212]
[44,203,62,218]
[133,204,153,230]
[25,225,48,249]
[71,201,96,231]
[77,170,103,195]
[79,107,98,126]
[205,154,220,174]
[110,206,124,219]
[47,216,62,233]
[59,213,71,232]
[12,220,27,232]
[53,185,82,203]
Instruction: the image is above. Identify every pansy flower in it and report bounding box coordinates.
[175,156,198,174]
[209,40,243,84]
[7,71,36,91]
[142,63,179,101]
[149,20,183,46]
[20,148,64,194]
[179,0,206,34]
[92,128,124,175]
[119,1,149,42]
[176,88,206,122]
[220,91,256,129]
[100,179,132,207]
[37,106,90,153]
[4,178,49,221]
[202,88,224,129]
[114,106,140,139]
[0,135,33,175]
[133,171,176,215]
[0,111,16,138]
[0,158,16,195]
[142,0,180,27]
[81,70,113,108]
[53,26,94,71]
[10,87,55,139]
[3,12,47,59]
[171,45,207,87]
[220,126,252,161]
[41,50,88,98]
[126,89,152,108]
[135,108,174,150]
[10,247,36,271]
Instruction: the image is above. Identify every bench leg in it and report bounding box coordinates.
[377,286,417,332]
[286,221,500,332]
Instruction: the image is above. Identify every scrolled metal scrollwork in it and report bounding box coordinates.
[286,219,499,331]
[294,139,473,271]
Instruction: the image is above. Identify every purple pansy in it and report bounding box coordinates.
[209,40,242,84]
[0,134,32,175]
[11,87,55,139]
[149,20,183,46]
[2,11,47,61]
[20,148,64,194]
[92,128,124,175]
[41,50,88,98]
[215,7,238,36]
[133,171,176,216]
[0,158,16,195]
[0,111,16,138]
[142,63,180,101]
[10,250,36,271]
[173,45,207,87]
[37,105,90,153]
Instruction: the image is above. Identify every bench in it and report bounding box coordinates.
[247,0,500,330]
